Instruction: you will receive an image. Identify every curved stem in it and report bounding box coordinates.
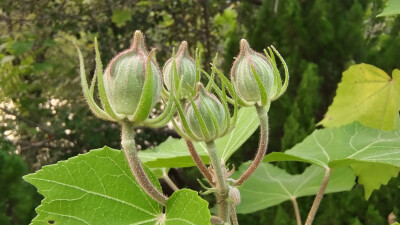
[206,140,230,223]
[234,105,269,186]
[305,167,331,225]
[290,197,302,225]
[185,140,215,186]
[162,170,179,192]
[230,204,239,225]
[121,121,167,205]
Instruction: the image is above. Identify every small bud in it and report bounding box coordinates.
[103,31,162,120]
[163,41,196,96]
[185,83,226,142]
[229,187,241,206]
[231,39,275,104]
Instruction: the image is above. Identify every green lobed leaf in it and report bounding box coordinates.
[318,64,400,131]
[351,162,399,199]
[377,0,400,17]
[24,147,210,225]
[139,107,259,168]
[165,189,210,225]
[264,122,400,199]
[234,162,355,214]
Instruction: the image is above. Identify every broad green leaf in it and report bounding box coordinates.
[264,122,400,198]
[377,0,400,17]
[165,189,210,225]
[139,107,259,167]
[216,106,259,161]
[112,9,132,27]
[24,147,161,224]
[234,163,355,214]
[139,137,209,168]
[318,64,400,131]
[24,147,210,225]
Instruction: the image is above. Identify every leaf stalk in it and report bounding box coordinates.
[185,140,215,186]
[234,104,269,186]
[290,197,302,225]
[305,167,331,225]
[121,121,167,205]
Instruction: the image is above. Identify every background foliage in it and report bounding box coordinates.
[0,0,399,224]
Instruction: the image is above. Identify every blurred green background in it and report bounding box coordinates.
[0,0,399,224]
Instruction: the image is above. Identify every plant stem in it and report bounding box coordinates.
[205,140,230,223]
[305,167,331,225]
[234,105,269,186]
[121,121,167,205]
[185,139,215,186]
[162,170,179,192]
[230,204,239,225]
[290,197,302,225]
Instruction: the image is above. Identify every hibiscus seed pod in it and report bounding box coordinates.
[103,30,162,121]
[185,83,227,142]
[163,41,196,97]
[230,39,275,105]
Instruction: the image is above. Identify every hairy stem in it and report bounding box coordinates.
[206,140,230,223]
[162,170,179,192]
[185,139,215,186]
[230,204,239,225]
[234,105,269,186]
[290,197,302,225]
[305,167,331,225]
[121,121,167,205]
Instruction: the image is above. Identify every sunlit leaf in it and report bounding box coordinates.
[234,163,355,214]
[318,64,400,131]
[377,0,400,17]
[351,162,399,199]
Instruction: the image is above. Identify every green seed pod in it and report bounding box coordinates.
[185,83,226,142]
[163,41,196,96]
[103,31,162,120]
[231,39,275,104]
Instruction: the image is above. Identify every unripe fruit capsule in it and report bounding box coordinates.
[231,39,275,104]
